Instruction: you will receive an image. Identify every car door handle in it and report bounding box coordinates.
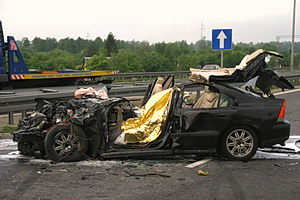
[218,114,228,118]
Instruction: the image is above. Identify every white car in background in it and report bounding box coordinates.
[202,64,220,70]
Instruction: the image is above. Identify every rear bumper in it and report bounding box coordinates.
[260,120,290,147]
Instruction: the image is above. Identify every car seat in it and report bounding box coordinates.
[192,86,219,108]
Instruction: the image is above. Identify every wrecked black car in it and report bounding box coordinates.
[13,49,293,162]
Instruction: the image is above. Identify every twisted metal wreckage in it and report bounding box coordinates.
[13,49,294,162]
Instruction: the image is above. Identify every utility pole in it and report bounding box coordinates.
[200,22,205,40]
[86,31,91,40]
[291,0,297,71]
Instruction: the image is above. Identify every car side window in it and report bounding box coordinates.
[219,93,235,107]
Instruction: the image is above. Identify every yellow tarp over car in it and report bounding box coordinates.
[122,87,177,143]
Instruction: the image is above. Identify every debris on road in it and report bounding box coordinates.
[197,169,209,176]
[287,162,298,166]
[124,170,171,178]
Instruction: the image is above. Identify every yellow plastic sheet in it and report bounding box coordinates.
[123,87,176,143]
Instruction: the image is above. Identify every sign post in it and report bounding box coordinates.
[212,29,232,68]
[220,50,224,68]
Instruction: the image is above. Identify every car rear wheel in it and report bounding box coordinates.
[44,124,88,162]
[220,126,258,161]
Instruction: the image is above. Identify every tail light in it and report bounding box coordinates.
[278,99,286,121]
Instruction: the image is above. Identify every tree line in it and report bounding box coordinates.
[17,33,300,72]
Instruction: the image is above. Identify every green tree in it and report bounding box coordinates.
[223,50,245,67]
[154,42,167,54]
[85,42,99,57]
[110,49,142,72]
[58,38,77,53]
[198,51,219,67]
[29,49,81,70]
[177,40,191,54]
[177,53,200,70]
[20,37,31,48]
[86,48,111,70]
[139,51,173,72]
[32,37,58,52]
[105,32,118,57]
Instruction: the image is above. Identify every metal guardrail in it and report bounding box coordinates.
[101,71,189,81]
[101,68,300,80]
[1,71,300,124]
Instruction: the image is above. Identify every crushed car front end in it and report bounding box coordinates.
[13,97,135,160]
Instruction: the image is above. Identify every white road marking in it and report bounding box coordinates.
[254,151,300,160]
[185,158,212,168]
[0,139,17,151]
[287,135,300,139]
[274,88,300,96]
[0,139,14,147]
[8,151,19,155]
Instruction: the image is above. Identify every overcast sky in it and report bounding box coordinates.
[0,0,299,44]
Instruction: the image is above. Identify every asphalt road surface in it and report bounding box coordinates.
[276,89,300,135]
[0,89,300,200]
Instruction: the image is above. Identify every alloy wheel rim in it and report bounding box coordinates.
[53,131,79,156]
[226,129,254,157]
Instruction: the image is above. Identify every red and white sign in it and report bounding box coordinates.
[11,75,24,80]
[9,40,18,51]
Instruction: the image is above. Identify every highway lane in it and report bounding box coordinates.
[275,88,300,136]
[0,82,144,97]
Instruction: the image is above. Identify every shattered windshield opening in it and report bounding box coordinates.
[221,83,262,98]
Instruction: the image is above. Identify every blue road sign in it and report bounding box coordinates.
[212,29,232,50]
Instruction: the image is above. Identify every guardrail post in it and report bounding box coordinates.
[8,112,14,125]
[22,110,26,118]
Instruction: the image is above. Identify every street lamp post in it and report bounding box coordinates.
[291,0,297,71]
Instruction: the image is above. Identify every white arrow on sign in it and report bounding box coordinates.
[217,31,227,48]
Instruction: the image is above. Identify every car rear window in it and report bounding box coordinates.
[229,85,262,98]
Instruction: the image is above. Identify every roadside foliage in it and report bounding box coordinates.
[17,35,300,72]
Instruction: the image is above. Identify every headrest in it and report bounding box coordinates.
[156,77,164,84]
[204,86,210,93]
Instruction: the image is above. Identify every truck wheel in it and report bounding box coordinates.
[74,79,85,86]
[220,126,258,161]
[44,124,88,162]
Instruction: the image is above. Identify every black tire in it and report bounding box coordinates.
[44,124,88,162]
[220,126,258,161]
[74,78,85,86]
